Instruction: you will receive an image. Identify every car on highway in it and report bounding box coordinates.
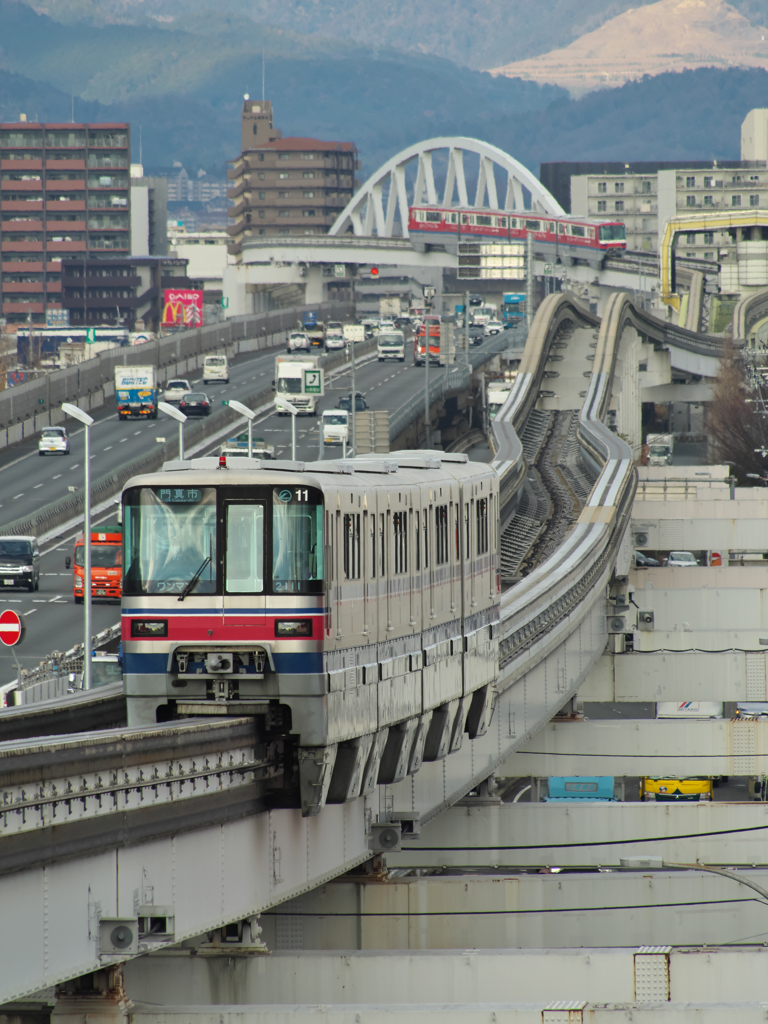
[0,535,40,591]
[325,331,345,350]
[395,316,411,329]
[287,331,311,352]
[162,379,192,403]
[635,551,660,568]
[484,319,504,336]
[665,550,699,567]
[337,391,369,412]
[38,426,69,456]
[326,321,344,334]
[202,354,229,384]
[178,392,212,417]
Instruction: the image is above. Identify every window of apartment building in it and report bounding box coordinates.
[278,191,289,197]
[704,232,714,244]
[245,213,251,223]
[686,176,695,188]
[278,210,291,217]
[597,200,606,212]
[751,194,761,206]
[614,182,624,193]
[303,171,315,179]
[279,172,290,179]
[301,153,316,160]
[732,195,742,207]
[278,153,291,160]
[258,191,265,199]
[597,182,607,193]
[615,200,624,212]
[686,233,696,245]
[732,175,743,183]
[641,180,652,193]
[258,154,265,161]
[705,252,714,259]
[704,176,714,187]
[278,228,289,235]
[258,172,265,180]
[302,209,316,217]
[686,195,696,207]
[751,175,760,182]
[258,210,265,218]
[258,228,265,235]
[303,191,315,198]
[704,195,714,206]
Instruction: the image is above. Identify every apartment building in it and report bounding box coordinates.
[60,255,196,332]
[570,162,768,259]
[0,120,130,326]
[227,99,359,259]
[130,164,169,257]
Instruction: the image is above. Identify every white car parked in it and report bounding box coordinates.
[665,551,699,567]
[38,426,69,456]
[162,378,192,403]
[484,319,504,336]
[288,331,311,352]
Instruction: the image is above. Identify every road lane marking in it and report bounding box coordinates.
[33,483,43,489]
[104,446,112,451]
[120,438,127,443]
[12,493,23,499]
[70,463,80,470]
[25,608,37,615]
[134,431,141,435]
[53,474,62,479]
[32,599,47,603]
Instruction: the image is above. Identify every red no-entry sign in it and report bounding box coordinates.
[0,609,23,647]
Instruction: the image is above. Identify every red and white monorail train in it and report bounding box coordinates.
[121,451,500,817]
[408,205,626,266]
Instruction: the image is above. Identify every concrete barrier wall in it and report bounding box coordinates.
[0,302,353,450]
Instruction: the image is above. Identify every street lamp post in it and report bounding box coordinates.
[61,403,95,690]
[158,400,188,460]
[275,395,299,460]
[226,399,257,457]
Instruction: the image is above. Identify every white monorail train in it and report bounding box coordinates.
[121,450,500,815]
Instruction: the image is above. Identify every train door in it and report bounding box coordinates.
[222,497,267,627]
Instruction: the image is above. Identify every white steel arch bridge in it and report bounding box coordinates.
[329,136,564,238]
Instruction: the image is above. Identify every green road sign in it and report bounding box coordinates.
[543,263,553,275]
[222,400,229,406]
[85,328,97,343]
[221,297,229,309]
[303,369,323,395]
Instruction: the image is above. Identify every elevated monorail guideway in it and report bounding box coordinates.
[0,291,646,1002]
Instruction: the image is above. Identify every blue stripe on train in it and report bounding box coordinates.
[123,651,324,675]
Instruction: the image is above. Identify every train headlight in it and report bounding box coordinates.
[275,619,312,638]
[131,619,168,638]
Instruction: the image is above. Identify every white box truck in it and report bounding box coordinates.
[322,409,349,448]
[115,365,158,419]
[274,354,322,415]
[647,433,674,466]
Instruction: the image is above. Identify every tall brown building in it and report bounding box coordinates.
[227,99,359,259]
[0,120,130,326]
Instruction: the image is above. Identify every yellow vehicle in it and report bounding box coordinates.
[640,777,714,802]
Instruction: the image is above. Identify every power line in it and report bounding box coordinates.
[263,896,764,918]
[411,822,768,852]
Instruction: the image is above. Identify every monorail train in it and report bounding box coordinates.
[408,205,626,266]
[121,450,500,816]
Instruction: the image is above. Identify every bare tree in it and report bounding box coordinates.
[707,340,768,484]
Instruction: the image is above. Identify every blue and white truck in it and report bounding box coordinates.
[115,365,158,420]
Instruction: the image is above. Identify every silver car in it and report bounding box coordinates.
[163,379,192,403]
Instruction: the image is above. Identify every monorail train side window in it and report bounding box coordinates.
[393,510,408,574]
[426,211,441,222]
[226,503,264,593]
[454,502,459,561]
[379,512,386,577]
[476,497,489,555]
[272,487,324,592]
[464,502,470,556]
[435,504,449,565]
[343,512,361,579]
[423,508,429,569]
[123,486,217,596]
[369,513,376,577]
[415,510,420,570]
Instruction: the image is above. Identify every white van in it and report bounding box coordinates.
[322,409,349,448]
[202,354,229,384]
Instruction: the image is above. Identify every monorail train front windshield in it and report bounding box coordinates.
[123,484,323,596]
[599,224,626,242]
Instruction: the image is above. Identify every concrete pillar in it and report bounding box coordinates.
[51,968,132,1024]
[304,266,324,305]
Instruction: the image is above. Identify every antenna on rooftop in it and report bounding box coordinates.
[71,90,74,124]
[262,48,265,102]
[139,125,142,166]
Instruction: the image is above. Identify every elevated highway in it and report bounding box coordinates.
[0,289,730,1004]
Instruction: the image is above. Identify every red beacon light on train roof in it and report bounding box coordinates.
[370,267,379,276]
[218,455,227,469]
